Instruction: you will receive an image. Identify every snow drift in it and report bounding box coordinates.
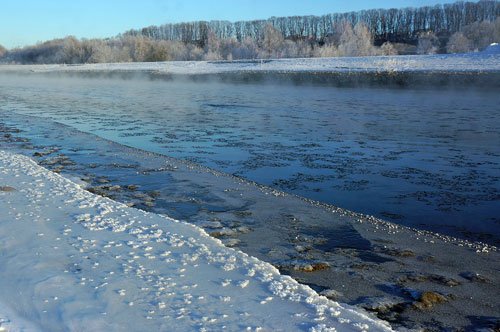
[0,150,392,331]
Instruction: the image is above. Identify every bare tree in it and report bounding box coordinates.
[446,32,472,53]
[462,18,500,51]
[417,31,439,54]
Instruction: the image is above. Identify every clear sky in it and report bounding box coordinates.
[1,0,458,49]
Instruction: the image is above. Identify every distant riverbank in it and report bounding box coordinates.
[1,52,500,76]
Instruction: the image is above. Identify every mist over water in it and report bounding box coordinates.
[1,72,499,244]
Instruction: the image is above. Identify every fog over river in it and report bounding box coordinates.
[1,72,499,245]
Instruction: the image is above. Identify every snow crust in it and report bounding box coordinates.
[1,53,499,75]
[0,150,392,331]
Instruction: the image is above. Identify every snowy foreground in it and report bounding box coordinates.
[0,150,392,331]
[1,52,499,75]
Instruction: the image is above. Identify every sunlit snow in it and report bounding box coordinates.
[0,150,392,331]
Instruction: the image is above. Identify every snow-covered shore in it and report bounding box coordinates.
[1,52,499,75]
[0,150,392,331]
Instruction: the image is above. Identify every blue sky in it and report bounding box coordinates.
[1,0,457,49]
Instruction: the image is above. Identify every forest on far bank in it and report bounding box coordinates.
[0,0,499,64]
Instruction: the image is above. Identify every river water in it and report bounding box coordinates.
[0,72,499,244]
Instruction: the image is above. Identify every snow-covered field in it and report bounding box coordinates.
[0,150,392,331]
[0,52,499,75]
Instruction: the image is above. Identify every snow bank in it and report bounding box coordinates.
[482,43,500,55]
[0,150,392,331]
[1,53,499,75]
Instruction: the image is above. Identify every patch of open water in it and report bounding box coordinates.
[1,72,498,244]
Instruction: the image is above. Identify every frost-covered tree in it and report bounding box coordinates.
[336,22,377,56]
[4,2,499,64]
[169,41,192,60]
[123,1,499,47]
[353,23,376,55]
[380,42,398,55]
[261,24,284,58]
[417,31,439,54]
[58,37,93,63]
[336,20,354,49]
[86,41,112,63]
[230,37,259,59]
[289,39,312,58]
[128,36,151,62]
[0,44,6,58]
[446,32,472,53]
[203,31,222,60]
[462,18,500,51]
[186,43,204,61]
[106,39,133,62]
[144,40,169,62]
[312,44,338,57]
[218,38,238,60]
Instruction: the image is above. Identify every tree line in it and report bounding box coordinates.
[124,0,499,45]
[0,1,498,64]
